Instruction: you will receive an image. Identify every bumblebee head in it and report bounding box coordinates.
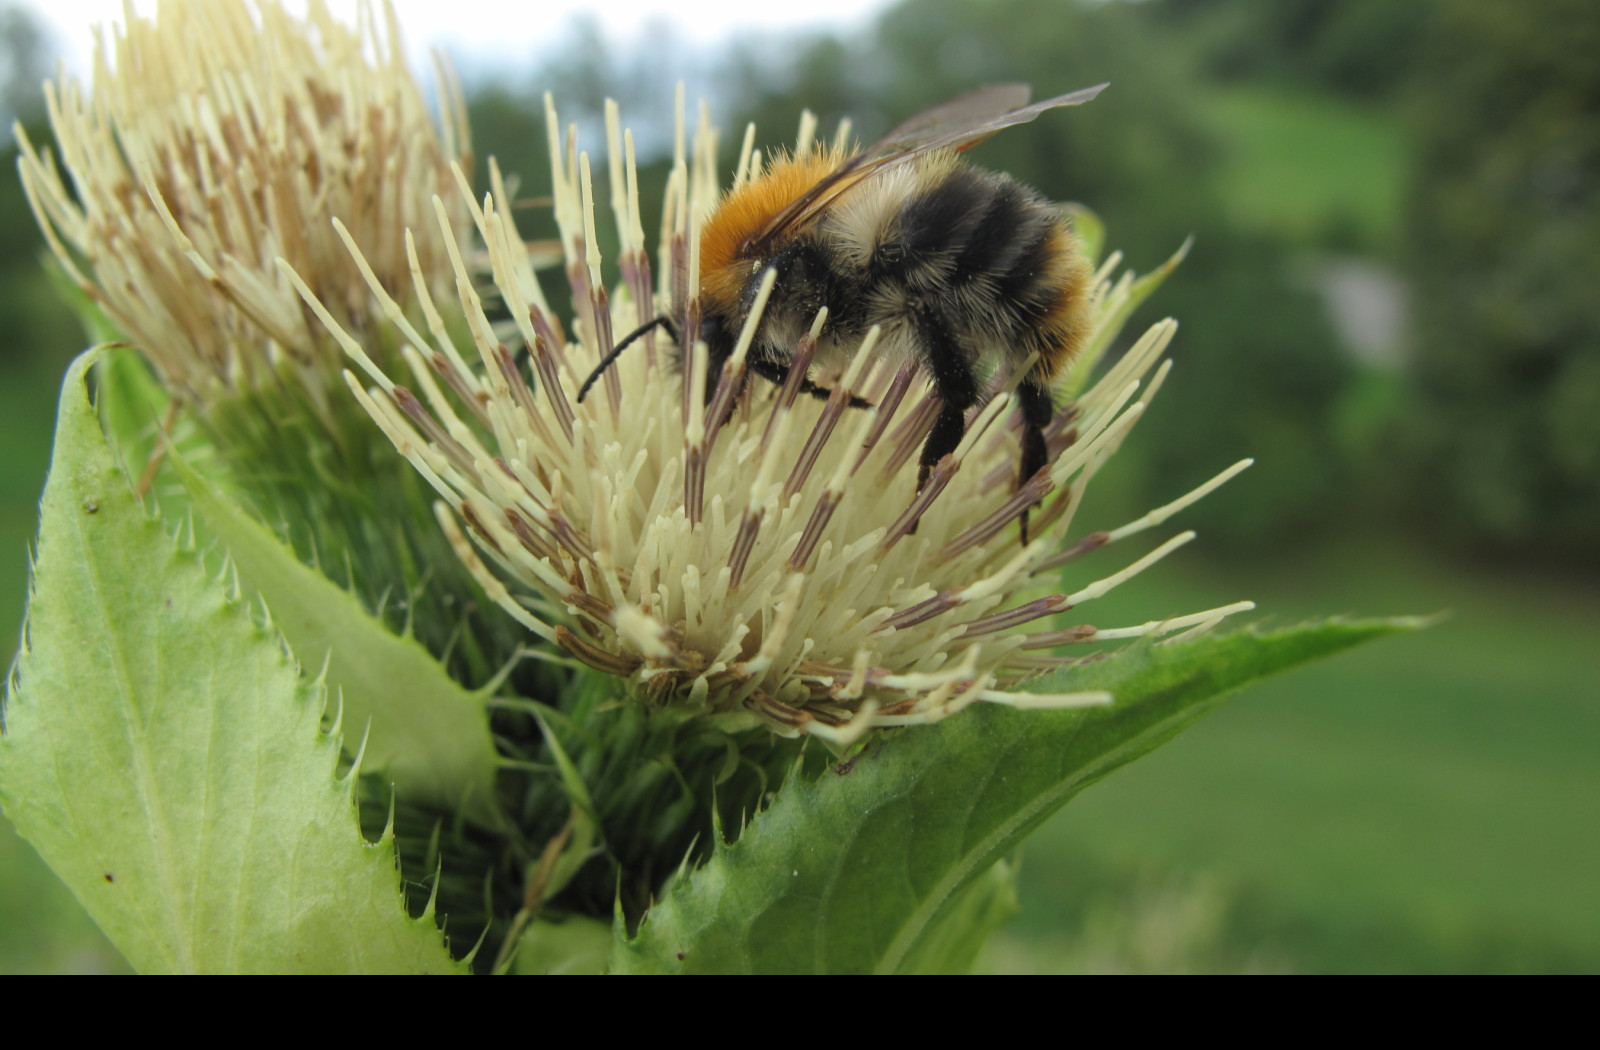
[699,147,845,323]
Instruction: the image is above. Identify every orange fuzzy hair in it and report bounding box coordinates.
[698,147,846,318]
[1029,221,1094,387]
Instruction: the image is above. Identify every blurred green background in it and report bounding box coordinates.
[2,0,1596,972]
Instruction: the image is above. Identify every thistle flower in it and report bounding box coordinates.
[15,0,522,686]
[291,95,1254,743]
[16,0,470,411]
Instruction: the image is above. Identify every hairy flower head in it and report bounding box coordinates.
[17,0,470,409]
[290,95,1254,742]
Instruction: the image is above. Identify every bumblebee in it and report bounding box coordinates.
[583,84,1106,536]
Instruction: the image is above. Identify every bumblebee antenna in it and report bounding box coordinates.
[576,315,680,403]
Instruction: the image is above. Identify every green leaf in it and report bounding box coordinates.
[896,855,1020,974]
[1060,201,1106,266]
[92,348,239,527]
[514,916,613,975]
[525,705,599,897]
[612,617,1419,974]
[94,345,170,475]
[166,408,505,830]
[87,346,502,825]
[0,352,464,973]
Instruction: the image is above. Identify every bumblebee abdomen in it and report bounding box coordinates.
[836,158,1091,386]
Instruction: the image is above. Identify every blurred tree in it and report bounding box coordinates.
[0,1,47,127]
[1136,227,1350,553]
[1401,0,1600,565]
[468,81,545,187]
[1152,0,1429,103]
[719,32,871,162]
[1,0,49,271]
[0,3,79,371]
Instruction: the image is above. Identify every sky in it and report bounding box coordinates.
[22,0,887,79]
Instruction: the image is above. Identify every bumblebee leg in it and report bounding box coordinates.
[914,307,979,492]
[747,356,873,408]
[1016,379,1054,545]
[704,340,732,405]
[919,399,969,492]
[745,355,787,389]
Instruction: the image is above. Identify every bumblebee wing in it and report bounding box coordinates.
[746,83,1107,254]
[867,83,1037,155]
[878,82,1108,156]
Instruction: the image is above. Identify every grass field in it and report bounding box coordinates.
[986,535,1600,973]
[1202,85,1408,251]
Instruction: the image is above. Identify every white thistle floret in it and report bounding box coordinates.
[287,94,1254,740]
[16,0,470,409]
